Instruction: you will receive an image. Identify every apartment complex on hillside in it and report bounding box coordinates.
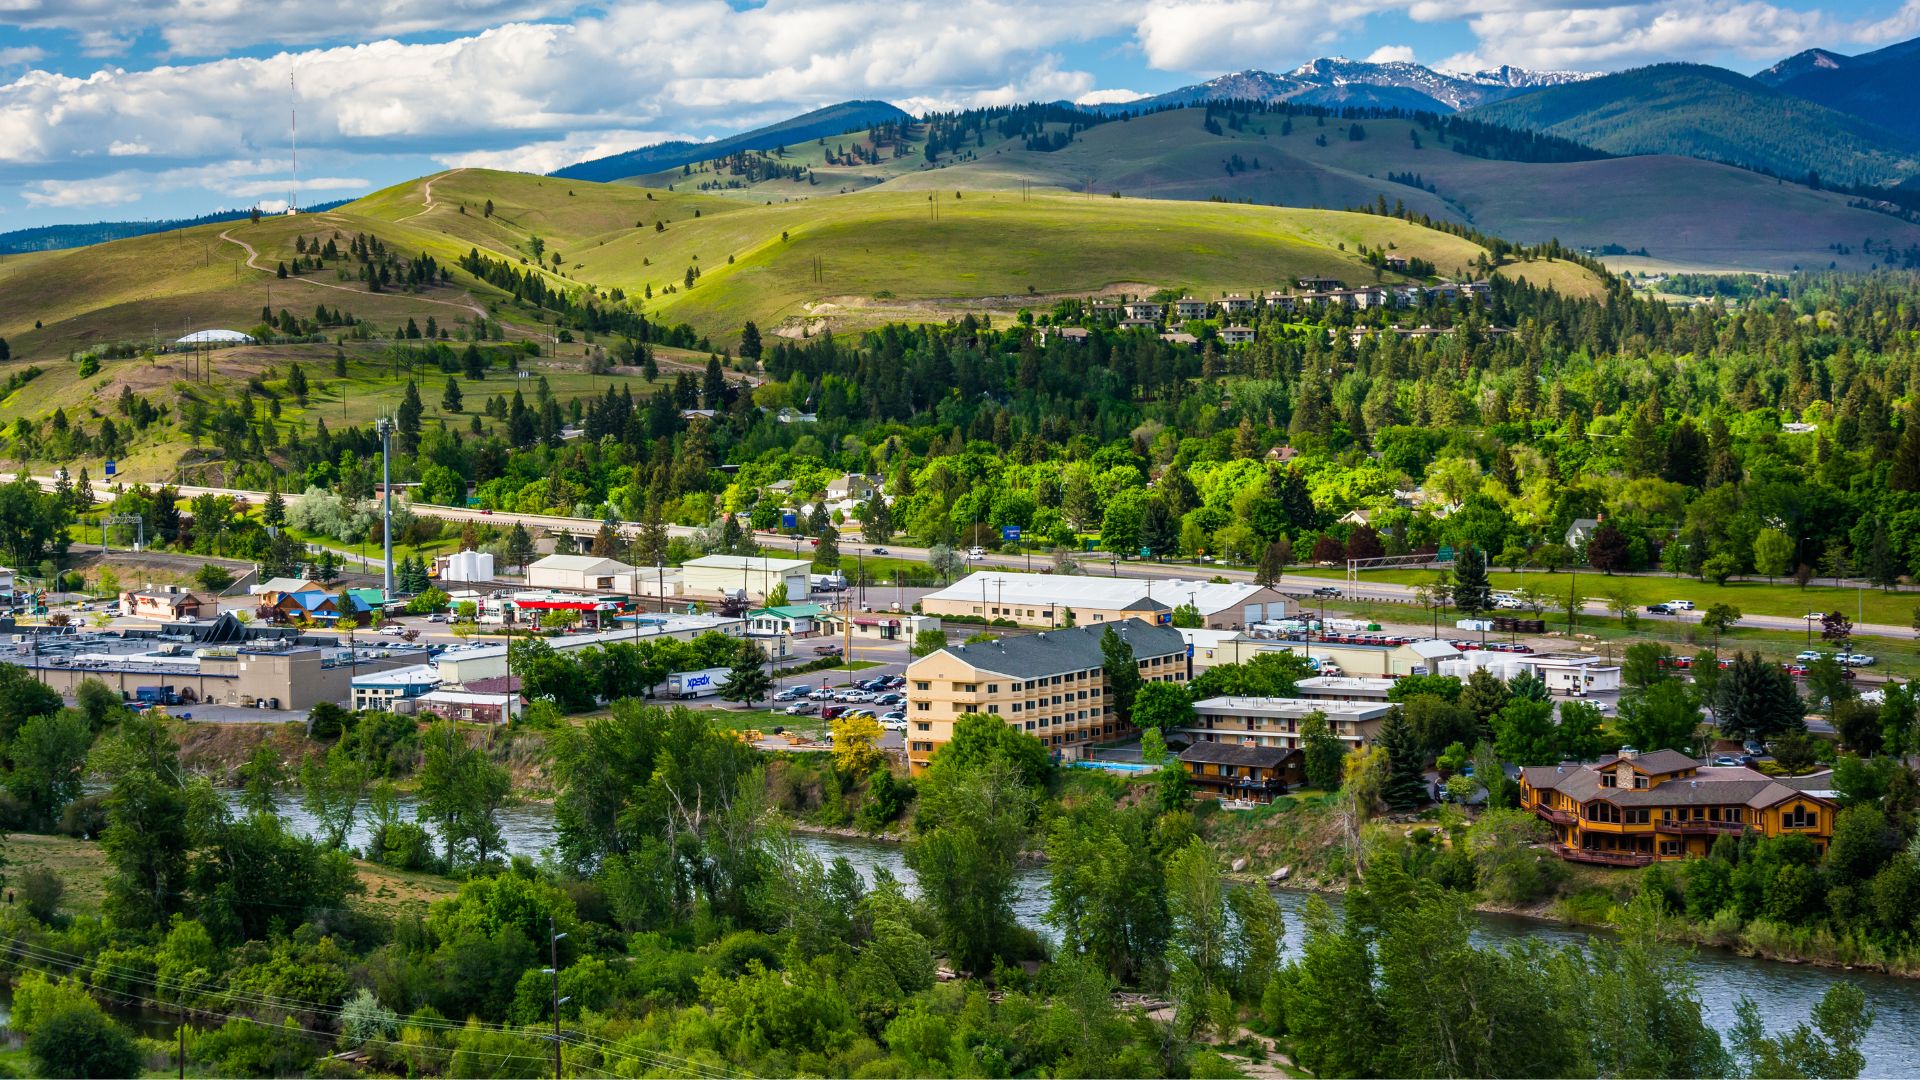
[1521,748,1836,865]
[1180,696,1393,753]
[903,619,1186,772]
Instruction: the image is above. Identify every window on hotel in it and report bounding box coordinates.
[915,681,930,691]
[986,684,998,694]
[915,722,930,732]
[915,702,929,711]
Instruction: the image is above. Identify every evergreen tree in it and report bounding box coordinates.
[862,494,894,544]
[719,644,773,706]
[1301,711,1347,791]
[1378,708,1428,809]
[813,525,840,570]
[506,523,536,572]
[441,376,463,413]
[739,320,763,360]
[1451,544,1492,616]
[1713,652,1807,742]
[262,482,286,529]
[287,362,309,404]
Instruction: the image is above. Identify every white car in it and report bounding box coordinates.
[1668,600,1695,611]
[784,701,818,716]
[880,719,908,731]
[1845,653,1876,667]
[1795,650,1823,662]
[380,624,405,635]
[967,546,986,559]
[1804,612,1827,621]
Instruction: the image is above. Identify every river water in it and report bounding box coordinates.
[252,793,1920,1076]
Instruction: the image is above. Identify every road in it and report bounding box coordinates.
[216,227,492,323]
[18,472,1918,642]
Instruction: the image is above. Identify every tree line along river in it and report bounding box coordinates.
[247,792,1920,1076]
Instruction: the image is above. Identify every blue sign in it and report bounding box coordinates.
[103,460,116,476]
[782,512,798,529]
[1001,525,1022,542]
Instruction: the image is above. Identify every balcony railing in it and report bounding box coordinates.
[1656,819,1747,836]
[1530,804,1576,826]
[1550,842,1654,867]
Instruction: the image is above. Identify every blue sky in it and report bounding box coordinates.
[1,0,1916,230]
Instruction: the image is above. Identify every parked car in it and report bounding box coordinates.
[773,687,808,702]
[784,701,818,716]
[1711,755,1741,767]
[1795,650,1823,662]
[967,546,986,559]
[380,624,405,635]
[880,719,908,731]
[1647,603,1675,615]
[1312,586,1342,597]
[1845,653,1877,666]
[875,692,903,705]
[820,705,849,721]
[1668,600,1696,611]
[808,687,836,701]
[812,643,843,655]
[841,689,875,703]
[1743,740,1767,756]
[880,710,906,722]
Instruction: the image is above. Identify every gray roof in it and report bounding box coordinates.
[1180,741,1299,768]
[1594,748,1700,775]
[940,619,1184,679]
[1522,761,1833,809]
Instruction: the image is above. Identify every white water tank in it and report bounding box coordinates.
[444,550,495,583]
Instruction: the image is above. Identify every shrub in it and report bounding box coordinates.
[28,1006,142,1079]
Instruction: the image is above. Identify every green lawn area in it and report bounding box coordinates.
[1285,565,1920,627]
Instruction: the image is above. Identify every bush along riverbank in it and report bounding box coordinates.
[1204,790,1920,979]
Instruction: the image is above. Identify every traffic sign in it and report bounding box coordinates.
[1139,546,1152,557]
[103,460,116,477]
[782,512,797,529]
[1436,545,1455,563]
[1001,525,1022,542]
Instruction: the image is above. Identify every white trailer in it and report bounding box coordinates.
[666,666,731,699]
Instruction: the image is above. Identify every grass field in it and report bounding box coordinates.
[5,832,456,920]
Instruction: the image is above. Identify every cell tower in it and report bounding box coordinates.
[287,67,299,215]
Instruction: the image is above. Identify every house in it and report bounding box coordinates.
[1124,301,1163,322]
[826,473,876,502]
[253,576,325,600]
[1264,292,1298,313]
[1184,695,1393,752]
[1159,332,1199,346]
[919,571,1289,629]
[1297,276,1343,291]
[903,619,1186,772]
[1219,325,1255,345]
[1038,326,1089,345]
[1219,294,1256,315]
[1119,318,1159,332]
[1521,748,1837,865]
[1178,742,1303,803]
[267,589,344,625]
[1174,298,1210,320]
[1338,508,1375,526]
[747,603,831,638]
[121,588,212,622]
[1383,255,1408,271]
[1265,446,1298,463]
[526,554,639,593]
[1564,518,1602,548]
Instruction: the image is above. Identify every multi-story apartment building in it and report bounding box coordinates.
[1520,748,1837,866]
[903,619,1186,772]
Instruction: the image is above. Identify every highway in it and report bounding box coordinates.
[14,472,1917,642]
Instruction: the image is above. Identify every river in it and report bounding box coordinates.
[251,793,1920,1076]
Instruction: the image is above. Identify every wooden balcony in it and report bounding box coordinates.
[1657,819,1747,836]
[1530,804,1576,826]
[1550,842,1653,867]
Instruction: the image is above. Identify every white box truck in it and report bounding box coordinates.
[666,667,731,699]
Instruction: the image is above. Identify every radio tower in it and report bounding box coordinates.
[287,67,299,215]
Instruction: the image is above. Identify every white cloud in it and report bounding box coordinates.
[439,131,691,174]
[21,176,142,208]
[0,46,47,66]
[3,0,589,56]
[106,140,149,156]
[224,176,369,198]
[1366,44,1418,62]
[1076,87,1148,105]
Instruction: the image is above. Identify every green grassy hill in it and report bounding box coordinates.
[637,107,1920,274]
[1467,63,1920,189]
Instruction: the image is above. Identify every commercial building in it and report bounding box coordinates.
[1294,675,1396,704]
[903,619,1186,772]
[1178,742,1303,803]
[10,640,421,711]
[920,572,1289,629]
[1187,634,1460,678]
[350,663,442,711]
[1442,651,1622,695]
[747,604,831,638]
[678,555,813,603]
[526,554,641,593]
[432,614,745,686]
[415,689,515,724]
[505,590,632,629]
[1182,696,1393,752]
[1520,748,1837,865]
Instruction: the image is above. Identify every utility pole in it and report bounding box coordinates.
[376,416,395,599]
[547,916,569,1080]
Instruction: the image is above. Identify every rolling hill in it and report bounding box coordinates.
[0,166,1500,366]
[1757,35,1920,142]
[552,100,910,183]
[641,105,1920,273]
[1467,63,1920,188]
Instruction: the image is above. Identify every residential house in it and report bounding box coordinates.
[903,619,1186,771]
[1124,300,1163,322]
[1159,332,1199,346]
[1178,742,1303,803]
[415,690,515,725]
[827,473,876,502]
[1174,298,1210,320]
[1182,695,1393,752]
[121,587,212,622]
[1564,518,1602,549]
[1219,294,1256,315]
[1038,326,1089,345]
[1219,325,1255,345]
[1297,276,1343,291]
[1264,292,1298,313]
[1521,748,1837,865]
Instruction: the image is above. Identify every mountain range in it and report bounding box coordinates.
[1095,58,1597,114]
[1756,36,1920,142]
[553,100,909,183]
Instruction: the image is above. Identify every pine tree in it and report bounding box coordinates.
[287,362,309,404]
[813,525,841,570]
[863,495,894,544]
[507,524,536,573]
[739,321,763,360]
[441,377,463,413]
[1378,709,1428,810]
[262,483,286,529]
[1451,544,1492,616]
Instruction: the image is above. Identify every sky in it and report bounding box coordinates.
[2,0,1918,230]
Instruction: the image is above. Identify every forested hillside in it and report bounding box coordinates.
[1470,63,1920,188]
